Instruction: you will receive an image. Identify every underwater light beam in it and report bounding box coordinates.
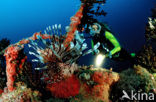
[95,54,105,67]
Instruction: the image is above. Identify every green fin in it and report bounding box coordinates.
[130,53,136,58]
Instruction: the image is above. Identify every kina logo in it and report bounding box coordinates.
[121,90,155,101]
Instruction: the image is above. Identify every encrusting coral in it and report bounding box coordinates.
[4,45,27,92]
[137,5,156,74]
[76,68,119,102]
[134,65,156,93]
[0,82,41,102]
[137,45,156,73]
[145,5,156,41]
[110,65,156,101]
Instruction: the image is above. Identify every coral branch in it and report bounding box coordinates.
[4,45,27,92]
[18,32,51,45]
[4,45,21,91]
[63,4,84,48]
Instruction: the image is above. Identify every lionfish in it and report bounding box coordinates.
[28,24,100,83]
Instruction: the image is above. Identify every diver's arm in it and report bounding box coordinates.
[105,31,121,55]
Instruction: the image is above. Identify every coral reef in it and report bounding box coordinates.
[134,65,156,93]
[4,45,27,92]
[46,75,80,98]
[110,65,156,101]
[0,1,104,101]
[137,5,156,74]
[76,68,119,102]
[0,82,41,102]
[145,17,156,41]
[0,1,156,102]
[137,45,156,73]
[145,5,156,41]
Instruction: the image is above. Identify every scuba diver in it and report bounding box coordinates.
[88,22,135,60]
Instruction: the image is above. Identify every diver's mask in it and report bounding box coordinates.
[89,23,102,36]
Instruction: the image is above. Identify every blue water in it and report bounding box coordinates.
[0,0,80,43]
[0,0,156,68]
[102,0,156,52]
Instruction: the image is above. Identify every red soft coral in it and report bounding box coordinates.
[92,71,114,85]
[0,89,3,95]
[4,45,21,91]
[46,75,80,98]
[4,45,27,92]
[92,71,105,84]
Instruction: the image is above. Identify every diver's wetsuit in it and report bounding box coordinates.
[91,28,133,61]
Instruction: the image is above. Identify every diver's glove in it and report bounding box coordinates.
[106,52,112,58]
[94,49,100,54]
